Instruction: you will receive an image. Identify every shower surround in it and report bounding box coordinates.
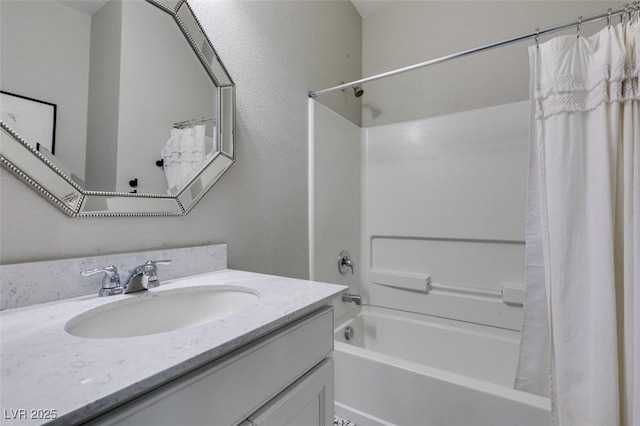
[310,100,549,424]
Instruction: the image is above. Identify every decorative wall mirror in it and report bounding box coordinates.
[0,0,235,216]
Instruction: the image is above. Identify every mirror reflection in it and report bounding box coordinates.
[1,0,220,196]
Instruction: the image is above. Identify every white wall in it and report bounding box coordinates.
[0,1,90,179]
[362,1,624,126]
[0,0,362,284]
[310,100,361,320]
[361,102,529,330]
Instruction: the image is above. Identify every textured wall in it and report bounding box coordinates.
[0,0,362,282]
[362,1,624,126]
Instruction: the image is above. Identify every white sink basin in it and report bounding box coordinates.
[65,286,259,339]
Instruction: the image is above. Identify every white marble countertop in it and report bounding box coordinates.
[0,269,347,425]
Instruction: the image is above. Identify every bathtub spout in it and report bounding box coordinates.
[342,293,362,305]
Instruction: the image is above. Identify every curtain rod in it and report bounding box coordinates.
[172,116,215,129]
[308,3,638,98]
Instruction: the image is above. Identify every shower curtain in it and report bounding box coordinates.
[516,20,639,426]
[160,124,207,193]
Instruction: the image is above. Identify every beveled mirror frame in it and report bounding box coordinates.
[0,0,235,217]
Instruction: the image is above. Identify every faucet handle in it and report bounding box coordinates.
[81,265,123,297]
[142,259,172,288]
[338,250,354,275]
[81,264,118,277]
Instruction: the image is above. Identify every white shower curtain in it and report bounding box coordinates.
[516,20,639,426]
[160,124,207,193]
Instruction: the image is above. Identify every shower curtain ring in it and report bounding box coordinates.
[577,16,582,38]
[534,28,539,48]
[622,4,629,24]
[607,8,612,27]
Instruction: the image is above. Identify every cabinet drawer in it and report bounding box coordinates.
[247,357,334,426]
[88,307,334,426]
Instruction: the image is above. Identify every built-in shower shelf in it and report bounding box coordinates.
[500,282,525,305]
[370,270,431,292]
[370,270,524,306]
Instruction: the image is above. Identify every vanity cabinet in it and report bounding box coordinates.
[85,307,334,426]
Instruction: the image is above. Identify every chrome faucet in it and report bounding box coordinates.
[122,260,172,294]
[81,260,172,296]
[342,293,362,305]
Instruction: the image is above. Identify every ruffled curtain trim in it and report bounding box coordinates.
[533,23,639,119]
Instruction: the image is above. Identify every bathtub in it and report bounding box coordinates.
[333,306,550,426]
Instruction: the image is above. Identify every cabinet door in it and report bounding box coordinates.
[248,358,334,426]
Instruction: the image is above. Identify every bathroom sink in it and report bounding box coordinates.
[65,286,259,339]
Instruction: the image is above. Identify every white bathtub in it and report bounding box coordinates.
[333,306,550,426]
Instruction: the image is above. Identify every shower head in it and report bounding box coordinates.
[340,82,364,98]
